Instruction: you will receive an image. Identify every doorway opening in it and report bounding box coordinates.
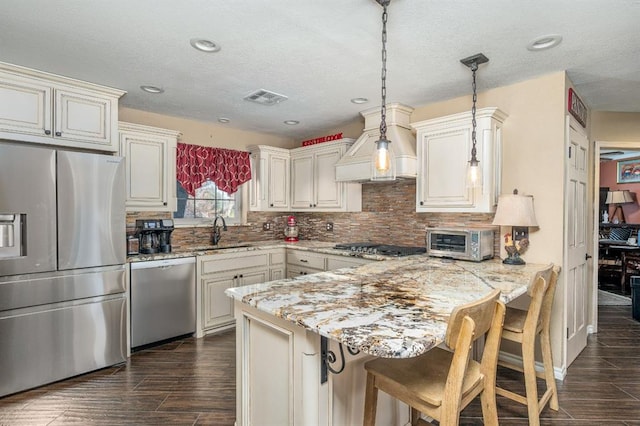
[594,144,640,329]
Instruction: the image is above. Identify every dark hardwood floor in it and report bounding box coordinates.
[2,306,640,425]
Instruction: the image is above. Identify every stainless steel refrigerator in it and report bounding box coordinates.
[0,142,127,397]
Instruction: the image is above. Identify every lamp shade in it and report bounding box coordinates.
[605,190,634,205]
[492,193,538,227]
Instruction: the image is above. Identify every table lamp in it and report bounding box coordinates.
[605,190,634,224]
[492,189,539,265]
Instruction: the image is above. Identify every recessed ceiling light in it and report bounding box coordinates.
[218,117,230,124]
[140,85,164,94]
[351,97,369,104]
[284,120,299,125]
[527,34,562,51]
[190,38,221,53]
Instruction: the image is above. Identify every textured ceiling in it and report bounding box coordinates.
[1,0,639,140]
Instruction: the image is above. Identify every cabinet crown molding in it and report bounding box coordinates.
[0,61,126,97]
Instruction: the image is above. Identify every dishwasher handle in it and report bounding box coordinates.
[130,256,195,270]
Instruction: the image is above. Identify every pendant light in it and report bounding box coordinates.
[460,53,489,188]
[371,0,396,181]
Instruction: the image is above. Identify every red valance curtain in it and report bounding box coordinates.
[176,143,251,196]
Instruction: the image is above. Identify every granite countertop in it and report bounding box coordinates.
[127,240,393,262]
[225,257,548,359]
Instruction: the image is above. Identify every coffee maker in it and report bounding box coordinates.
[135,219,175,254]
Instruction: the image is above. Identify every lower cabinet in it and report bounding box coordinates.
[325,254,372,270]
[203,268,269,330]
[198,248,285,334]
[287,249,374,278]
[287,249,326,278]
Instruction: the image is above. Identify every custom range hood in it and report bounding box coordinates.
[335,103,416,182]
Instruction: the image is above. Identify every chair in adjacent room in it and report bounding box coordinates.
[362,289,506,426]
[495,264,559,426]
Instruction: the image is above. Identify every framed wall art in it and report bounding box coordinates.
[617,158,640,183]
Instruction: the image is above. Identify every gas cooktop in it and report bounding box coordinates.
[333,243,427,257]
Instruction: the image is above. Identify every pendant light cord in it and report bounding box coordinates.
[470,62,478,162]
[379,0,389,141]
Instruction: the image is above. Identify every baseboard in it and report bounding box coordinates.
[498,351,566,380]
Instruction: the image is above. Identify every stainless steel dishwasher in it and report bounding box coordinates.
[130,257,196,349]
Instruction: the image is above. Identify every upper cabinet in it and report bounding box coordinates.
[290,140,361,211]
[119,122,181,212]
[249,140,362,213]
[248,145,291,211]
[0,62,125,151]
[412,108,507,213]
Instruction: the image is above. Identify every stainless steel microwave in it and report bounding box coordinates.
[425,227,495,262]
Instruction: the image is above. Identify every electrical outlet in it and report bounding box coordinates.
[326,222,334,232]
[513,226,528,241]
[262,222,271,231]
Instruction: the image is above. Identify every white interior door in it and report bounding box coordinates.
[564,116,590,366]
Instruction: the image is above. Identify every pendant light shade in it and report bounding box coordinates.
[372,138,396,180]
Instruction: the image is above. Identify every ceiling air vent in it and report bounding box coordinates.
[243,89,288,106]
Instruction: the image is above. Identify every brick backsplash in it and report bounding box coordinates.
[127,180,499,253]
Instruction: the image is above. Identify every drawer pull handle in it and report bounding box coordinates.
[300,259,308,263]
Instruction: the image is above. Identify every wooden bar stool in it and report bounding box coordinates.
[363,289,506,426]
[495,264,559,426]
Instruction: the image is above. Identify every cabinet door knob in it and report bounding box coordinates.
[420,201,424,206]
[239,274,243,278]
[270,203,274,207]
[310,204,313,207]
[233,275,238,279]
[55,131,62,137]
[586,253,593,261]
[163,202,167,206]
[44,130,51,135]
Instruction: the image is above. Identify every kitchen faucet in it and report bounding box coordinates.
[212,215,227,245]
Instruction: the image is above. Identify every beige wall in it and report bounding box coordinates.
[592,111,640,141]
[119,107,296,150]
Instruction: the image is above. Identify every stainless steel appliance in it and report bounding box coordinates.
[0,143,126,397]
[425,227,495,262]
[333,243,426,257]
[130,257,196,349]
[135,219,174,254]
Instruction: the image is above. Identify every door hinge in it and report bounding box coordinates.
[567,328,569,339]
[568,146,572,158]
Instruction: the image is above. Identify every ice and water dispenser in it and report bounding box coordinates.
[0,214,22,259]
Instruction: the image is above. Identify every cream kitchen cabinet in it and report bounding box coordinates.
[119,122,180,212]
[325,253,372,270]
[412,107,507,213]
[198,248,285,334]
[0,62,124,151]
[286,249,326,278]
[290,140,362,212]
[248,145,291,211]
[286,249,373,278]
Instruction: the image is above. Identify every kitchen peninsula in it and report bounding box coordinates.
[226,256,547,426]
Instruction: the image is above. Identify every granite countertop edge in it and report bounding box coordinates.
[127,240,394,262]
